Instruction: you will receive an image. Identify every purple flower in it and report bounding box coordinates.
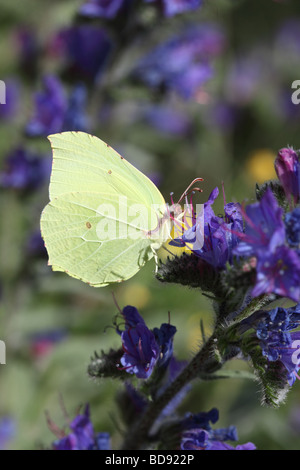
[275,147,300,204]
[161,0,202,17]
[53,26,113,82]
[180,409,256,450]
[26,75,67,137]
[244,305,300,386]
[253,245,300,302]
[134,25,225,99]
[180,187,243,268]
[0,417,15,450]
[120,324,159,379]
[143,105,192,136]
[53,404,110,450]
[29,328,67,359]
[79,0,127,18]
[225,56,263,105]
[117,305,146,333]
[0,148,51,191]
[26,78,90,136]
[147,0,202,18]
[285,208,300,247]
[234,189,286,258]
[62,84,90,132]
[16,28,39,76]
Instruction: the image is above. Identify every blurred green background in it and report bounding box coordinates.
[1,0,300,450]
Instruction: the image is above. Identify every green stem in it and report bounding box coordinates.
[121,294,272,450]
[227,294,273,325]
[121,335,219,450]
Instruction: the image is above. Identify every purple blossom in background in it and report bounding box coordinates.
[162,0,202,17]
[180,409,256,450]
[285,208,300,247]
[276,19,300,57]
[53,404,110,450]
[234,189,286,258]
[29,328,68,359]
[134,25,225,99]
[0,79,19,121]
[79,0,127,18]
[62,84,90,132]
[209,102,239,132]
[26,75,67,136]
[26,78,90,136]
[0,148,51,191]
[275,147,300,204]
[253,245,300,302]
[0,417,15,450]
[179,187,243,268]
[16,27,39,76]
[146,0,202,18]
[52,26,113,82]
[143,105,192,136]
[120,323,159,379]
[225,56,263,105]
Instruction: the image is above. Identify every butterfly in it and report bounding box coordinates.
[40,131,176,287]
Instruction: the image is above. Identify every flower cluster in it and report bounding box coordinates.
[133,24,225,99]
[180,409,255,450]
[166,147,300,303]
[26,76,90,137]
[51,405,110,450]
[239,304,300,386]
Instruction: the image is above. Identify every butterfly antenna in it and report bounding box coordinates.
[177,178,204,205]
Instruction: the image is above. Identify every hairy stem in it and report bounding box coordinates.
[121,294,271,450]
[121,336,219,450]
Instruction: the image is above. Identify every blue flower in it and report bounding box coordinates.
[142,105,192,136]
[0,416,15,450]
[52,404,110,450]
[79,0,128,18]
[116,305,146,334]
[162,0,202,18]
[26,75,67,137]
[120,324,159,379]
[253,245,300,302]
[250,305,300,386]
[0,148,51,191]
[180,409,256,450]
[134,25,225,99]
[234,189,285,258]
[62,84,90,132]
[285,208,300,247]
[178,187,243,268]
[53,26,113,82]
[275,147,300,205]
[26,77,90,136]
